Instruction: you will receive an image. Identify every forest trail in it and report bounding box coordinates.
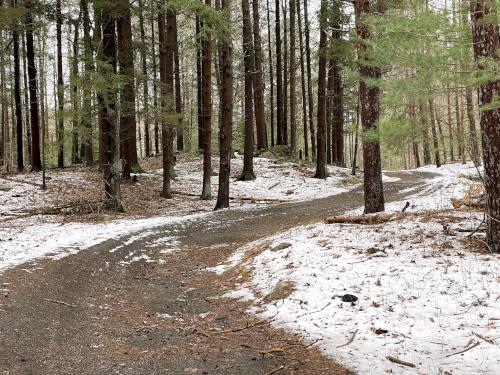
[0,171,435,375]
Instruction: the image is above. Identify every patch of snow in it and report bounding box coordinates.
[214,163,497,374]
[0,213,206,274]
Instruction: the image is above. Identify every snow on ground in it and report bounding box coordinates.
[0,155,363,274]
[212,163,499,375]
[171,154,362,202]
[0,213,205,274]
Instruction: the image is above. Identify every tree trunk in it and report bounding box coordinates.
[465,87,481,166]
[303,0,315,158]
[117,1,140,179]
[266,0,275,147]
[25,0,41,171]
[282,0,288,145]
[288,0,297,155]
[446,89,455,161]
[151,11,160,155]
[455,90,466,163]
[239,0,256,181]
[296,0,308,159]
[56,0,64,168]
[70,19,81,165]
[355,0,384,213]
[12,0,24,172]
[433,100,447,163]
[158,10,175,198]
[196,15,203,150]
[326,59,333,165]
[252,0,267,150]
[275,0,285,146]
[331,13,344,167]
[428,99,441,167]
[98,4,123,211]
[215,0,233,210]
[201,0,213,199]
[138,0,151,157]
[21,32,31,163]
[470,0,500,251]
[174,13,184,151]
[314,0,327,179]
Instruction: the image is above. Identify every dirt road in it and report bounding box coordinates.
[0,171,433,374]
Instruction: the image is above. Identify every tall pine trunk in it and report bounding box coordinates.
[201,0,213,199]
[275,0,285,146]
[158,10,175,198]
[303,0,315,158]
[314,0,327,179]
[25,0,41,171]
[465,87,481,166]
[138,0,151,157]
[252,0,267,150]
[12,0,24,172]
[296,0,308,159]
[470,0,500,252]
[56,0,64,168]
[173,13,184,151]
[239,0,256,181]
[117,1,140,179]
[355,0,384,213]
[215,0,233,210]
[98,4,123,211]
[266,0,275,147]
[288,0,297,155]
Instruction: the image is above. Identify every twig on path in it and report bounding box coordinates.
[473,331,496,345]
[386,356,416,368]
[337,329,358,348]
[264,365,285,375]
[445,340,481,357]
[214,313,278,334]
[44,298,76,308]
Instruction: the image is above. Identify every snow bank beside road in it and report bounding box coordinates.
[214,163,497,374]
[0,213,203,274]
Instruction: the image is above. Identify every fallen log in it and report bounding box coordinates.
[325,213,395,225]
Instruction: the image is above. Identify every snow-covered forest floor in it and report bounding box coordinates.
[211,162,499,375]
[0,154,362,273]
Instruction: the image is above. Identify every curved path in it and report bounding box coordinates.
[0,171,433,374]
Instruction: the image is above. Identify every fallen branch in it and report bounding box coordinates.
[386,356,416,368]
[0,200,102,223]
[337,329,358,348]
[473,331,496,345]
[44,298,76,308]
[264,365,285,375]
[325,213,396,225]
[445,340,481,357]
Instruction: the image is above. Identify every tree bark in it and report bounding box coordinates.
[275,0,285,146]
[98,4,123,211]
[215,0,233,210]
[470,0,500,252]
[158,10,175,198]
[117,1,140,179]
[428,99,441,167]
[266,0,275,147]
[70,19,81,165]
[288,0,297,155]
[296,0,308,159]
[303,0,315,158]
[314,0,327,179]
[239,0,256,181]
[446,89,455,161]
[201,0,213,199]
[252,0,267,150]
[56,0,64,168]
[355,0,384,213]
[465,87,481,166]
[25,0,41,171]
[151,11,160,155]
[196,15,203,150]
[12,0,24,172]
[138,0,151,157]
[173,13,183,151]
